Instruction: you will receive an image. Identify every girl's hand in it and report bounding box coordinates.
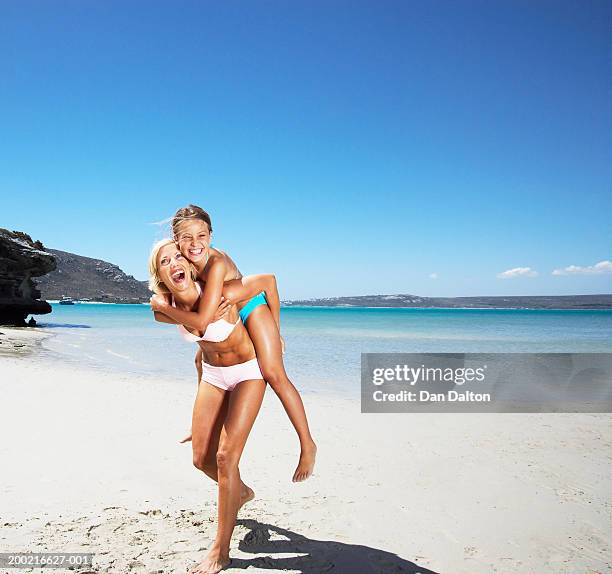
[150,294,169,312]
[213,297,232,321]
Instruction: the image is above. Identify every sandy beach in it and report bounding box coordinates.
[0,328,611,574]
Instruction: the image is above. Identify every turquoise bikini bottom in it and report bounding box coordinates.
[239,292,267,323]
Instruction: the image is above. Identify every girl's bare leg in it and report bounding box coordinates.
[191,383,254,509]
[190,378,266,574]
[244,305,317,482]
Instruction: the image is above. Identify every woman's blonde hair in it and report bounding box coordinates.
[148,238,198,295]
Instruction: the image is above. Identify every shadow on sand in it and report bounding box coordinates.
[229,519,441,574]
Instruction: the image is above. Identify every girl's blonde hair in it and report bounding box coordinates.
[172,204,213,238]
[148,238,197,295]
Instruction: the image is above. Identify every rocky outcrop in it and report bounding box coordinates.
[36,249,150,303]
[0,229,56,326]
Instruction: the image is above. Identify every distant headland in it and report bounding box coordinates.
[35,249,150,304]
[282,294,612,310]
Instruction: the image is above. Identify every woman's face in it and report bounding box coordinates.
[157,243,192,293]
[175,219,211,264]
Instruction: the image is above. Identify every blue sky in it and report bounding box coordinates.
[1,1,610,299]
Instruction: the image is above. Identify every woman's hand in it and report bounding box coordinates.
[150,294,170,312]
[213,297,232,321]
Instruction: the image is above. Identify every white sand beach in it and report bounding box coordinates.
[0,328,611,574]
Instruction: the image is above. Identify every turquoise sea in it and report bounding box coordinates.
[39,304,612,396]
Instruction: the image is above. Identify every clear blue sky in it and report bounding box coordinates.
[1,1,610,299]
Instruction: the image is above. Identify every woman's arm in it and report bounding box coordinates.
[151,259,227,332]
[151,293,177,324]
[154,310,178,324]
[224,274,281,330]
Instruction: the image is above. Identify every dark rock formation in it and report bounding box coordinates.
[36,249,150,303]
[0,229,56,326]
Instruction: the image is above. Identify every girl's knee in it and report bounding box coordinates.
[216,446,239,473]
[264,274,276,290]
[261,367,288,388]
[193,448,215,469]
[193,453,206,471]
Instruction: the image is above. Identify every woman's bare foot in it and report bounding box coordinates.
[188,546,230,574]
[179,429,192,443]
[292,440,317,482]
[239,485,255,511]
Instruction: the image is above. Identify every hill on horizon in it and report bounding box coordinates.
[35,249,150,303]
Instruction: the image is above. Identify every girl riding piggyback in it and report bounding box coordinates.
[150,205,316,482]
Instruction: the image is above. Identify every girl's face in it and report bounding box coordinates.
[157,243,192,293]
[175,219,211,264]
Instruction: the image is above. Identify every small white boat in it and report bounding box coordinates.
[59,297,76,305]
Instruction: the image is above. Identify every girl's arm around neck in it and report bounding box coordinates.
[154,260,227,332]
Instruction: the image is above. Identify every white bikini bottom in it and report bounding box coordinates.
[201,357,263,391]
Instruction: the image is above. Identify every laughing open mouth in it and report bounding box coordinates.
[171,269,186,284]
[188,248,204,257]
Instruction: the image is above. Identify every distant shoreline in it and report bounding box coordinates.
[44,301,612,311]
[48,300,119,305]
[282,293,612,310]
[279,305,612,311]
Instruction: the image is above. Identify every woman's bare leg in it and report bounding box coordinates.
[244,305,317,482]
[191,383,253,509]
[180,349,205,443]
[191,382,226,472]
[190,378,266,574]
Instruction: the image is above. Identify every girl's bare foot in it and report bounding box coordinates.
[188,546,230,574]
[292,440,317,482]
[239,485,255,511]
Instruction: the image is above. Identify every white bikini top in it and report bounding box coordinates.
[172,281,239,343]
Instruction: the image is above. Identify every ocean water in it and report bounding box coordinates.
[39,304,612,396]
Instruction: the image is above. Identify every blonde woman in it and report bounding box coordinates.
[149,239,265,574]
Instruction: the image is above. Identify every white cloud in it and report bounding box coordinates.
[552,260,612,276]
[429,272,438,279]
[496,267,538,279]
